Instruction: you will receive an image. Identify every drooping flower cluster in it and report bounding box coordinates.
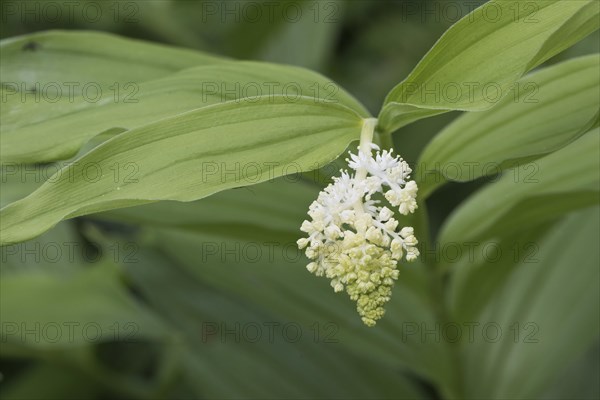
[297,123,419,327]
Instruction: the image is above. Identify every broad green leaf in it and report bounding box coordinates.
[0,30,224,91]
[378,0,599,133]
[95,179,319,234]
[0,263,170,352]
[0,131,145,208]
[1,60,369,163]
[418,55,600,198]
[1,31,368,163]
[0,98,363,245]
[439,130,600,244]
[446,220,557,323]
[460,206,600,399]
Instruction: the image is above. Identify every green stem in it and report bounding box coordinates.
[356,118,378,181]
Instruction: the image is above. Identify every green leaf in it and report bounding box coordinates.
[446,220,556,323]
[94,179,319,234]
[0,30,224,90]
[460,206,600,399]
[417,55,600,198]
[378,0,599,133]
[0,263,170,352]
[0,98,363,245]
[2,33,368,163]
[439,130,600,244]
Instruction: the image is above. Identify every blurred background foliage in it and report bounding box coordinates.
[0,0,599,399]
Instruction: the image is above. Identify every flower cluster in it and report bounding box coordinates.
[297,134,419,326]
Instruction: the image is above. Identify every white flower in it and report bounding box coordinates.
[298,118,419,327]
